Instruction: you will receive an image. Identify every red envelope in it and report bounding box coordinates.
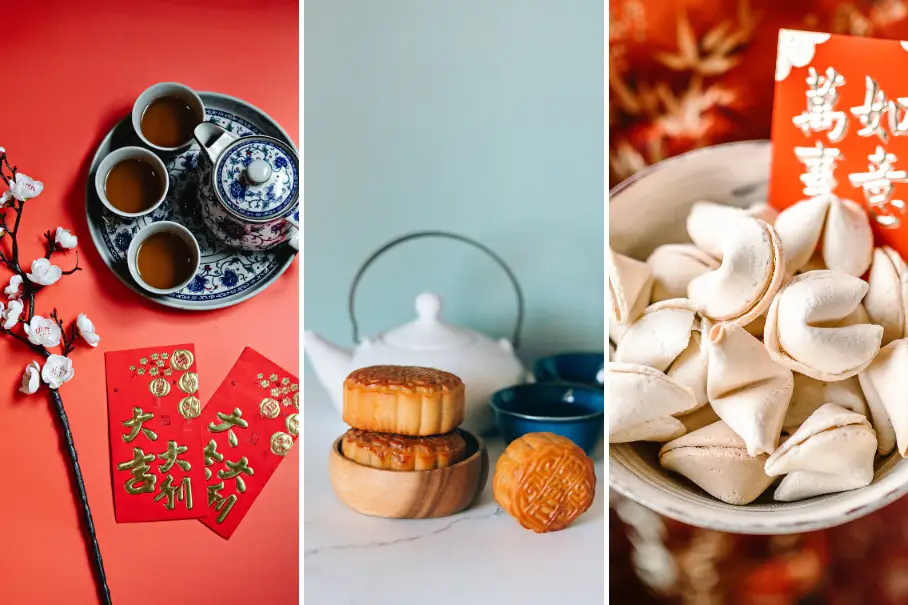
[105,344,207,522]
[198,347,299,539]
[770,30,908,257]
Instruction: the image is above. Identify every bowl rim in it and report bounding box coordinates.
[608,138,908,534]
[490,383,604,422]
[329,428,485,474]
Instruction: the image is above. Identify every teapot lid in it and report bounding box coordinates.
[380,293,476,350]
[214,135,299,223]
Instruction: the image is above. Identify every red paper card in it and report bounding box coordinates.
[770,30,908,255]
[105,344,207,523]
[199,347,299,539]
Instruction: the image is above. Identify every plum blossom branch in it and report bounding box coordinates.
[0,148,110,604]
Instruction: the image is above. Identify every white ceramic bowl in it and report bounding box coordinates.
[132,82,205,154]
[609,140,908,534]
[127,221,200,295]
[95,146,169,218]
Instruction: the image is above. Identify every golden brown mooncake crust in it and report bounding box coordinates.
[341,428,467,471]
[343,366,466,436]
[493,432,596,533]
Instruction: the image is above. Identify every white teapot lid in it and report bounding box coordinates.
[381,293,476,350]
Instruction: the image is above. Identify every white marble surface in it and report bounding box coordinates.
[303,367,605,605]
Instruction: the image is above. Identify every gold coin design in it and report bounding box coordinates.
[179,372,199,395]
[293,392,299,410]
[285,414,299,436]
[270,432,293,456]
[170,349,194,371]
[259,398,281,419]
[149,377,171,398]
[179,396,201,419]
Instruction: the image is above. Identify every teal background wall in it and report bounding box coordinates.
[304,0,604,370]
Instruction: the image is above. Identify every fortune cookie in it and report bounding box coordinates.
[863,247,908,346]
[609,249,653,343]
[687,213,785,327]
[773,196,873,277]
[614,299,709,409]
[608,362,699,443]
[659,421,775,505]
[782,374,869,436]
[646,244,719,303]
[764,270,884,381]
[858,338,908,456]
[705,322,794,456]
[685,200,778,252]
[764,403,877,502]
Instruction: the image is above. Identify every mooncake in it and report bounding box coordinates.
[343,366,465,436]
[493,432,596,533]
[341,428,466,471]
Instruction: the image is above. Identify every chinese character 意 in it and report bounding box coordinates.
[792,67,849,142]
[849,146,908,228]
[116,447,157,495]
[154,475,193,510]
[204,439,224,481]
[851,76,890,143]
[208,408,249,448]
[158,440,192,473]
[122,407,157,443]
[207,482,237,524]
[218,456,254,493]
[795,142,843,198]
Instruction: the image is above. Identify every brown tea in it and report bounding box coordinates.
[136,231,195,290]
[104,158,164,214]
[140,95,200,148]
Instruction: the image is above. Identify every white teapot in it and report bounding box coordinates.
[304,232,527,434]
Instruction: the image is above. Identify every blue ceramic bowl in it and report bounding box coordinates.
[532,353,605,389]
[490,383,604,454]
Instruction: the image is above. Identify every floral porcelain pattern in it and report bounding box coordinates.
[215,139,297,220]
[98,109,283,302]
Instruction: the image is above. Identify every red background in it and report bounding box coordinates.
[0,1,299,604]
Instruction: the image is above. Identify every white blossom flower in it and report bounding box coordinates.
[26,258,62,286]
[42,354,74,389]
[5,274,22,299]
[76,313,100,347]
[775,30,831,82]
[1,299,22,330]
[19,361,40,395]
[7,172,43,201]
[24,315,61,347]
[0,189,10,208]
[54,227,78,250]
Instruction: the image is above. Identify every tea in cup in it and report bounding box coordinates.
[132,82,205,153]
[95,146,168,218]
[127,221,200,295]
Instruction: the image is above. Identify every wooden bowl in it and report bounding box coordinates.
[328,429,489,518]
[610,140,908,534]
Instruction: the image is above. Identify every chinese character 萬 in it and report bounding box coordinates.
[793,67,849,142]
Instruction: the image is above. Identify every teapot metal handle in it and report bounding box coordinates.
[348,230,525,348]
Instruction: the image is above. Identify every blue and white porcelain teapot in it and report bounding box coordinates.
[193,122,299,251]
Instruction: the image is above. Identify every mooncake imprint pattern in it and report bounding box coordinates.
[493,432,595,533]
